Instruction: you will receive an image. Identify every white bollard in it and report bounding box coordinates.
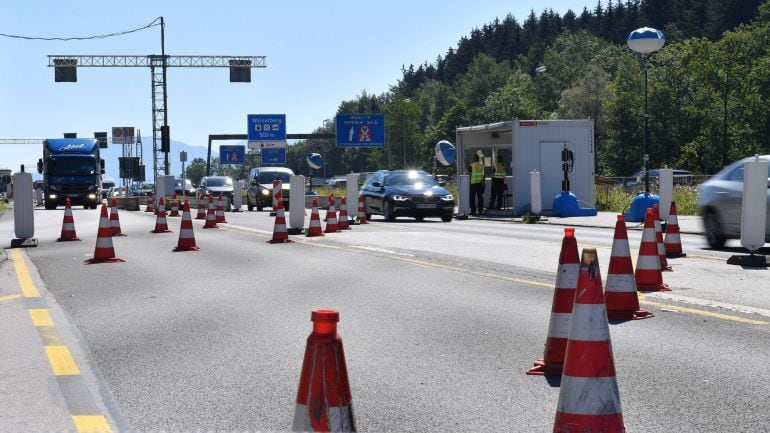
[658,168,674,221]
[740,157,769,253]
[289,175,306,232]
[346,173,359,218]
[458,175,470,217]
[12,172,36,246]
[530,170,542,215]
[232,180,244,211]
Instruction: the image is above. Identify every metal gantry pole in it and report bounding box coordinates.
[161,17,170,176]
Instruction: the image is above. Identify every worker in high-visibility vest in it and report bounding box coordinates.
[489,155,506,209]
[469,154,484,216]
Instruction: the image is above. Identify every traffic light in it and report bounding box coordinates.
[54,58,77,82]
[161,125,170,152]
[95,132,108,148]
[63,133,77,138]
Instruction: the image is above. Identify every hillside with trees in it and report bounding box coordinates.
[283,0,768,178]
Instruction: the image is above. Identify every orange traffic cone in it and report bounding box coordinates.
[204,196,218,229]
[325,194,339,233]
[635,208,670,291]
[216,194,227,223]
[606,215,654,320]
[173,200,200,252]
[145,193,155,213]
[57,198,81,241]
[338,196,351,230]
[306,197,324,237]
[356,195,368,224]
[664,201,686,258]
[553,248,624,433]
[85,203,125,264]
[652,204,671,271]
[109,198,126,237]
[169,199,180,217]
[292,310,355,432]
[151,196,172,233]
[195,198,206,220]
[527,227,579,376]
[267,200,292,244]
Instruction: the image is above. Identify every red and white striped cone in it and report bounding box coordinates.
[664,201,686,258]
[652,204,672,271]
[527,227,579,376]
[356,195,368,224]
[325,194,339,233]
[553,248,624,433]
[195,198,207,220]
[85,203,125,264]
[150,196,172,233]
[635,208,670,291]
[267,200,293,244]
[306,197,324,237]
[169,199,180,217]
[109,198,126,237]
[57,198,80,241]
[292,310,355,432]
[216,194,228,223]
[145,193,155,213]
[173,200,200,252]
[338,196,351,230]
[203,196,218,229]
[606,215,654,320]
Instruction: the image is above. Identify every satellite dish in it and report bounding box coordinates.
[435,140,456,166]
[307,153,323,169]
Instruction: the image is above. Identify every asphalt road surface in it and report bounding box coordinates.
[4,206,770,432]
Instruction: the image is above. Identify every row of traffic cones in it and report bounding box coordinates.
[268,194,368,243]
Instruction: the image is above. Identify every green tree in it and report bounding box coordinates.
[184,158,207,186]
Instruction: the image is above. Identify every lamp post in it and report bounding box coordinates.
[402,98,412,169]
[534,66,546,118]
[627,27,665,195]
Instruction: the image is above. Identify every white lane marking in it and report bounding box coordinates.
[645,292,770,318]
[351,245,414,257]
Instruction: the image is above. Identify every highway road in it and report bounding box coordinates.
[2,205,770,432]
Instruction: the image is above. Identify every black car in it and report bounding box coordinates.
[174,178,196,197]
[361,170,454,222]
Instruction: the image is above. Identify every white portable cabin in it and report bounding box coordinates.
[456,119,595,213]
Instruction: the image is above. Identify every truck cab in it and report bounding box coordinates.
[38,139,104,209]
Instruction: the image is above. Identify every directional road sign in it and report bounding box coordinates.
[336,114,385,147]
[220,145,245,164]
[261,148,286,165]
[248,114,286,142]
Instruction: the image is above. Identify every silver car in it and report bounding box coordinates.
[697,155,770,248]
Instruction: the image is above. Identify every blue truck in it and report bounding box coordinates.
[37,138,104,209]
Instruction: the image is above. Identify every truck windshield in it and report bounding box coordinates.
[47,157,97,176]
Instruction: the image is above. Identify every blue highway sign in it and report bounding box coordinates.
[247,114,286,142]
[220,145,245,164]
[261,147,286,165]
[336,114,385,147]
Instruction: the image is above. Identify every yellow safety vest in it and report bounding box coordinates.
[493,162,506,179]
[471,162,483,184]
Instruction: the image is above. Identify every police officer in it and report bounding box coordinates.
[469,154,484,216]
[489,155,506,209]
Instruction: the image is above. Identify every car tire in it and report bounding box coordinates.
[704,210,726,249]
[257,206,263,212]
[247,202,254,211]
[365,213,372,221]
[45,202,57,210]
[382,200,395,222]
[415,216,425,222]
[441,215,453,222]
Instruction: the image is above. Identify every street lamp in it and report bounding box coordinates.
[627,27,665,195]
[534,66,546,118]
[626,27,665,222]
[402,98,412,169]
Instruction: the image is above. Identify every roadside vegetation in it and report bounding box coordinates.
[595,185,699,215]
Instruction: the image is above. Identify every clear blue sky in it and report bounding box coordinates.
[1,0,589,172]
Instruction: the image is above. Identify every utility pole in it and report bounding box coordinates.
[49,17,266,180]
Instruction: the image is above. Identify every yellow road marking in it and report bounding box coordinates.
[639,299,768,325]
[10,249,40,297]
[0,293,22,303]
[71,415,112,433]
[687,253,724,261]
[29,309,54,327]
[44,346,81,376]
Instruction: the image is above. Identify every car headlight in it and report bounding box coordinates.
[261,188,270,196]
[87,193,96,199]
[49,194,58,199]
[392,195,409,201]
[441,194,454,201]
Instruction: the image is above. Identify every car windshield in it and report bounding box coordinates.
[175,180,193,188]
[257,172,292,184]
[207,178,233,187]
[47,156,97,176]
[383,171,438,187]
[141,183,153,189]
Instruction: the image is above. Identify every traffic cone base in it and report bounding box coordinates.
[57,198,80,242]
[85,204,124,264]
[527,227,579,376]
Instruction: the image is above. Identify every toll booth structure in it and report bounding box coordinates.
[455,119,595,214]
